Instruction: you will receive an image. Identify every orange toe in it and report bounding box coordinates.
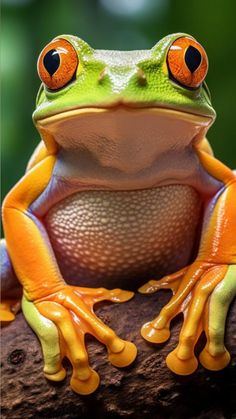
[108,341,137,368]
[141,322,170,343]
[110,289,134,303]
[199,347,230,371]
[166,349,198,375]
[0,309,15,322]
[70,369,100,395]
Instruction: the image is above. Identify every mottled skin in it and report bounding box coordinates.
[1,33,236,395]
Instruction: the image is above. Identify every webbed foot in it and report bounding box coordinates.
[139,262,236,375]
[22,286,137,395]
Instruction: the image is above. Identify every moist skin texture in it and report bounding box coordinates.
[44,184,202,289]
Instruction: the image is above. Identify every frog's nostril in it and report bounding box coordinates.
[98,68,107,83]
[136,68,147,86]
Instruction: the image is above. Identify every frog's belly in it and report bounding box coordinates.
[44,185,202,289]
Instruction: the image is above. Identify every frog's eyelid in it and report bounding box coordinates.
[43,72,77,94]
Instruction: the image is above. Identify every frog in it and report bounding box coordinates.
[1,33,236,395]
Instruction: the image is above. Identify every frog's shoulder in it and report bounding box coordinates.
[26,141,49,172]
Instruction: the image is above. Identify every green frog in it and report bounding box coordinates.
[1,33,235,395]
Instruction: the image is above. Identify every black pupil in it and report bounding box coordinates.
[43,49,60,76]
[185,46,202,73]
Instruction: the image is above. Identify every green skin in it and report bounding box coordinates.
[34,33,215,121]
[3,32,235,389]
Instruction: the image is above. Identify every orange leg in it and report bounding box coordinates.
[140,149,236,374]
[2,155,137,394]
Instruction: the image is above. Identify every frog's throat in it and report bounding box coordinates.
[36,107,213,174]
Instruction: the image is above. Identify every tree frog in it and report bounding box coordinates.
[1,33,236,395]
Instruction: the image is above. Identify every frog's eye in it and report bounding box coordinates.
[167,37,208,89]
[37,38,78,90]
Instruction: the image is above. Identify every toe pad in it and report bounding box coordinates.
[44,367,66,382]
[108,341,137,368]
[166,349,198,375]
[141,322,170,343]
[70,369,100,395]
[199,348,230,371]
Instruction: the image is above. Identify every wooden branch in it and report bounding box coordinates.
[1,291,235,419]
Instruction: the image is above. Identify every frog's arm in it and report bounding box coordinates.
[2,154,61,299]
[199,137,214,155]
[26,127,59,172]
[140,145,236,375]
[194,145,235,263]
[2,159,136,394]
[26,141,48,171]
[0,141,51,321]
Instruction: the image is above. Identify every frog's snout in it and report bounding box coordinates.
[97,66,147,91]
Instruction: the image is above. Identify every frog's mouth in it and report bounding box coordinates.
[36,106,213,175]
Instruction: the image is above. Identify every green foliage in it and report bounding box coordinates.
[2,0,236,198]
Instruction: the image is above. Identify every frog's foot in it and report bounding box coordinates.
[139,266,189,295]
[0,299,21,323]
[140,262,236,375]
[23,286,137,395]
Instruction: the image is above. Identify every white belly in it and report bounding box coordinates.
[44,184,201,289]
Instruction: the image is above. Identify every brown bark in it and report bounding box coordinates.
[1,291,236,419]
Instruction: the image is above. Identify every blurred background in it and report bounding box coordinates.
[1,0,236,199]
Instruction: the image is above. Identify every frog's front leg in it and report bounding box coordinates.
[140,149,236,375]
[2,155,137,395]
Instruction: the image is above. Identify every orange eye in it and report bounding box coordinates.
[37,38,78,90]
[167,37,208,89]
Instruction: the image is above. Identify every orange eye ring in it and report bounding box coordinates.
[167,37,208,89]
[37,38,78,90]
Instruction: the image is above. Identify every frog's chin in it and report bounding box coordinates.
[36,106,213,174]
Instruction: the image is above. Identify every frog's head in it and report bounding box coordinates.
[33,33,216,169]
